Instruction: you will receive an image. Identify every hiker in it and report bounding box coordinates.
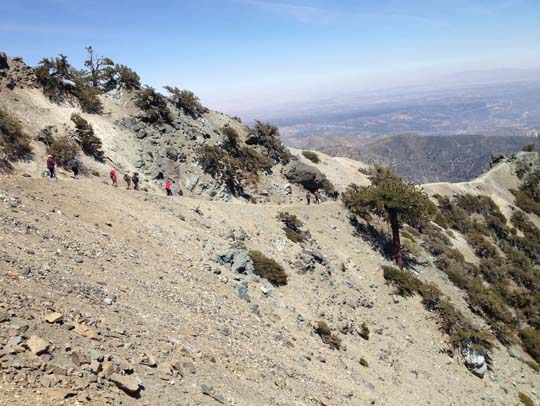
[132,173,140,191]
[68,157,79,179]
[123,172,131,190]
[306,192,311,205]
[314,190,321,204]
[110,168,118,187]
[165,178,172,196]
[46,155,57,179]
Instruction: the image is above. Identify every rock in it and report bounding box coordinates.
[42,388,77,400]
[285,160,329,192]
[103,297,113,305]
[185,175,200,192]
[201,384,225,404]
[45,312,63,324]
[217,248,254,274]
[139,353,157,368]
[73,323,98,339]
[27,336,49,355]
[0,309,9,322]
[165,146,179,160]
[237,283,251,303]
[0,52,8,70]
[90,359,102,374]
[73,256,84,264]
[462,347,488,378]
[71,351,89,366]
[100,360,115,378]
[295,252,316,274]
[109,373,141,395]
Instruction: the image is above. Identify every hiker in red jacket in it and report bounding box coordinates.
[110,169,118,187]
[46,155,57,179]
[165,178,172,196]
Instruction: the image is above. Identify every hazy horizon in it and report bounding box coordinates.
[1,0,539,117]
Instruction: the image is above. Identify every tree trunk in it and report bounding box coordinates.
[389,210,404,270]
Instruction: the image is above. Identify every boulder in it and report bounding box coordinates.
[165,146,179,161]
[462,347,488,378]
[109,373,141,395]
[0,52,8,70]
[27,335,49,355]
[285,160,328,192]
[73,322,98,339]
[45,312,63,324]
[217,248,254,274]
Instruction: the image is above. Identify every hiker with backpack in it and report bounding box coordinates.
[306,191,311,205]
[165,178,172,196]
[132,173,140,191]
[46,155,57,179]
[69,157,79,179]
[314,190,321,204]
[110,169,118,187]
[123,172,132,190]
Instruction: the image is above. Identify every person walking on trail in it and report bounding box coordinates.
[132,173,140,191]
[110,169,118,187]
[306,192,311,205]
[69,157,79,179]
[165,178,173,196]
[46,155,57,179]
[123,172,132,190]
[314,190,321,205]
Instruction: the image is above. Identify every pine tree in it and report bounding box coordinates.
[344,166,434,269]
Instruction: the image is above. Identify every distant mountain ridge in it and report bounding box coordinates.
[319,133,540,183]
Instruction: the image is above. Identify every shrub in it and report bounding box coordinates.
[74,83,103,114]
[0,108,32,163]
[382,266,422,297]
[249,250,288,287]
[466,232,498,258]
[525,360,540,373]
[47,136,80,166]
[302,150,320,163]
[135,86,173,124]
[522,144,536,152]
[315,321,341,350]
[518,392,534,406]
[277,212,306,243]
[359,323,369,340]
[35,55,73,102]
[164,86,208,118]
[70,113,104,161]
[115,64,141,91]
[520,328,540,363]
[247,121,291,164]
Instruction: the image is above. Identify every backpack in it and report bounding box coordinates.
[123,174,130,182]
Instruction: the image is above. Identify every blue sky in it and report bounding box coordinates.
[1,0,539,113]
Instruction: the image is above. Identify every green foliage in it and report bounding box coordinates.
[315,321,342,350]
[47,136,80,166]
[277,212,306,243]
[83,46,114,88]
[520,328,540,363]
[247,121,291,164]
[0,108,32,164]
[249,250,288,287]
[518,392,534,406]
[198,127,272,197]
[73,81,103,114]
[302,150,320,163]
[113,64,141,91]
[35,54,73,102]
[164,86,208,118]
[70,113,103,161]
[135,86,172,124]
[522,144,536,152]
[513,169,540,216]
[345,167,434,267]
[383,265,493,352]
[466,232,499,258]
[359,323,370,340]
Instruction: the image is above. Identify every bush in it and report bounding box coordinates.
[70,113,104,161]
[278,212,307,243]
[47,136,80,166]
[466,232,498,258]
[35,55,73,102]
[315,321,342,350]
[522,144,536,152]
[302,151,320,163]
[135,86,173,124]
[164,86,208,118]
[359,323,369,340]
[520,328,540,363]
[0,108,32,164]
[103,64,141,91]
[247,121,291,164]
[74,83,103,114]
[249,250,288,287]
[382,266,422,297]
[518,392,534,406]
